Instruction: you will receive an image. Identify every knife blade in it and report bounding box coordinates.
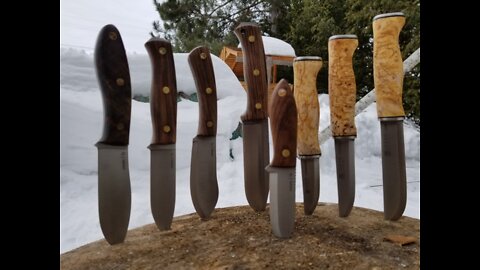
[234,22,270,212]
[145,37,177,230]
[188,46,219,219]
[293,56,322,215]
[373,12,407,221]
[94,24,131,244]
[266,79,297,238]
[328,34,358,217]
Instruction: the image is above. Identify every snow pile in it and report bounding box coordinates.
[238,36,296,57]
[61,47,419,254]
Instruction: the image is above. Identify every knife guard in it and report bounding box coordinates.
[188,46,218,136]
[234,22,269,122]
[269,79,297,168]
[145,37,178,145]
[293,57,322,156]
[328,35,358,137]
[373,13,406,118]
[94,24,131,146]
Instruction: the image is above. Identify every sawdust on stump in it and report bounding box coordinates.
[61,203,420,269]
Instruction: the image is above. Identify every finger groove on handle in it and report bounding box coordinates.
[328,37,358,137]
[373,15,406,118]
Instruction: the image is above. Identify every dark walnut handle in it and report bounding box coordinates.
[94,24,131,146]
[145,37,177,145]
[188,46,217,136]
[269,79,297,168]
[234,22,268,122]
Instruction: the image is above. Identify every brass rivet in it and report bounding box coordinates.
[159,47,167,55]
[255,103,262,109]
[108,32,117,40]
[116,78,125,86]
[163,125,171,133]
[248,35,255,42]
[207,121,214,128]
[278,88,287,97]
[162,86,170,94]
[253,69,260,76]
[117,123,124,130]
[206,87,213,94]
[282,149,290,158]
[200,52,207,59]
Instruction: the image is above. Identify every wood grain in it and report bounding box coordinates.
[269,79,297,167]
[145,37,177,144]
[373,14,406,118]
[328,37,358,137]
[234,22,268,122]
[94,24,131,146]
[293,57,322,156]
[188,46,217,136]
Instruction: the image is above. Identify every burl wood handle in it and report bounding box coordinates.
[145,37,177,145]
[293,56,322,156]
[269,79,297,168]
[188,46,217,136]
[234,22,268,122]
[373,12,406,118]
[94,24,131,146]
[328,35,358,137]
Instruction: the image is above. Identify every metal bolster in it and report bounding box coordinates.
[329,34,357,41]
[298,154,321,160]
[333,135,356,140]
[379,116,405,122]
[294,56,322,62]
[373,12,405,21]
[148,144,176,150]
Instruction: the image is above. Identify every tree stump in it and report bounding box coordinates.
[61,203,419,269]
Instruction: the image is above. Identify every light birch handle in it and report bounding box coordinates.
[293,56,322,156]
[328,35,358,137]
[373,12,406,118]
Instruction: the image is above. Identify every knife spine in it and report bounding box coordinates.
[188,46,218,137]
[145,37,178,145]
[269,79,297,168]
[234,22,268,122]
[94,24,132,146]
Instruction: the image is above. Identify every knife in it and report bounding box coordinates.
[234,22,270,212]
[94,24,131,244]
[188,46,219,219]
[328,34,358,217]
[145,37,177,230]
[266,79,297,238]
[373,12,407,221]
[293,56,322,215]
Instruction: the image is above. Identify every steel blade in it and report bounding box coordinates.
[149,144,175,230]
[380,119,406,220]
[300,156,320,215]
[243,119,270,211]
[96,143,131,245]
[190,136,218,219]
[334,137,355,217]
[267,166,296,238]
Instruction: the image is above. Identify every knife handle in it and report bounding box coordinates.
[269,79,297,168]
[293,57,322,156]
[234,22,268,122]
[328,35,358,137]
[94,24,131,146]
[145,37,177,145]
[373,12,406,118]
[188,46,217,136]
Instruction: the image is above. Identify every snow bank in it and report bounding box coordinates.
[238,36,296,57]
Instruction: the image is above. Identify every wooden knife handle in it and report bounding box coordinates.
[293,56,322,156]
[94,24,131,146]
[269,79,297,168]
[234,22,268,122]
[328,35,358,137]
[373,12,406,118]
[145,37,177,145]
[188,46,217,136]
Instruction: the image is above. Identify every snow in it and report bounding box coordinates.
[60,48,419,254]
[238,36,296,57]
